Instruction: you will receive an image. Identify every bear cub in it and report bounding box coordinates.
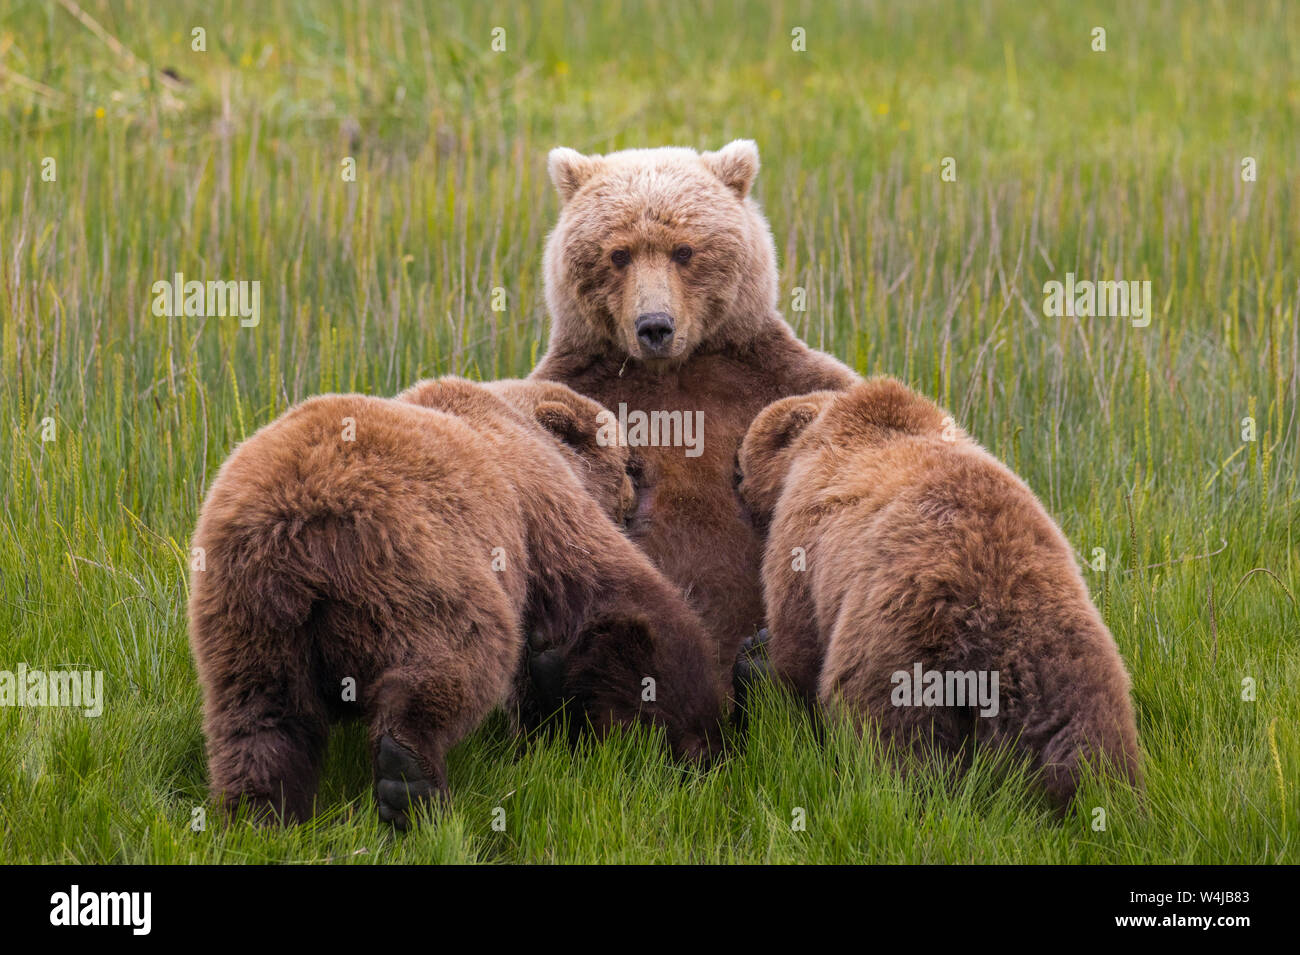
[735,377,1141,810]
[189,377,723,829]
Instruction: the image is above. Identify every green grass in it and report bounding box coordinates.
[1,0,1297,863]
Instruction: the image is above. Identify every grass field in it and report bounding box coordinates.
[1,0,1297,863]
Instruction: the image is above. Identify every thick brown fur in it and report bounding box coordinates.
[188,377,723,826]
[736,378,1141,810]
[532,141,858,693]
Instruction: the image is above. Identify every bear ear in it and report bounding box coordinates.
[701,139,760,199]
[548,147,603,204]
[533,400,595,451]
[394,379,440,408]
[766,399,823,451]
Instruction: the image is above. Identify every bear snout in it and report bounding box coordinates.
[634,312,675,355]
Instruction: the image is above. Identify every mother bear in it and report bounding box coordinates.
[532,141,857,693]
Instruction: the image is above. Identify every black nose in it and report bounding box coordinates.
[635,312,675,353]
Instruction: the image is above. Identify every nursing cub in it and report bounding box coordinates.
[735,378,1140,809]
[189,377,723,828]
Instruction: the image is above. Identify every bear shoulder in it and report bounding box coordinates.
[735,319,860,395]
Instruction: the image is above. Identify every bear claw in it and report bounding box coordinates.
[375,734,438,831]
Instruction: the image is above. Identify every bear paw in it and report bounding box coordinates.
[375,734,441,831]
[731,627,772,730]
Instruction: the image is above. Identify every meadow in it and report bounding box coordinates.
[0,0,1296,863]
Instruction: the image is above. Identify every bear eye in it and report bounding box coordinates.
[672,244,693,265]
[611,248,631,268]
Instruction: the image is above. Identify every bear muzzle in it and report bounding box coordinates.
[634,312,676,356]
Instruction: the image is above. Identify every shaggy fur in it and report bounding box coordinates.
[532,141,858,692]
[188,377,723,827]
[736,378,1141,809]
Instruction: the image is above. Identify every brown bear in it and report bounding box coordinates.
[532,141,858,693]
[735,378,1141,810]
[188,376,723,829]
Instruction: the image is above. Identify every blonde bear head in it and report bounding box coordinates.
[543,140,779,366]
